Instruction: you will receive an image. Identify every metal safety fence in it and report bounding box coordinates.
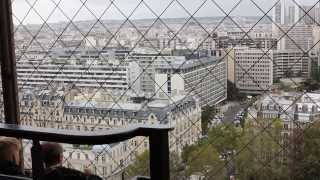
[0,0,320,179]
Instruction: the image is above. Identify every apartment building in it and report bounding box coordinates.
[19,89,202,179]
[258,92,320,133]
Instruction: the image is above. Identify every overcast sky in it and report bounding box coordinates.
[12,0,319,24]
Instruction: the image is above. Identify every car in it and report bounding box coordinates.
[234,120,241,125]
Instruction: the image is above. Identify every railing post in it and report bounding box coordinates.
[0,0,20,125]
[149,131,170,180]
[31,140,44,180]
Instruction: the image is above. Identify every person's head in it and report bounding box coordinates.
[41,142,63,168]
[0,137,21,165]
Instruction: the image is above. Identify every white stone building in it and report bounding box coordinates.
[20,90,202,179]
[258,92,320,132]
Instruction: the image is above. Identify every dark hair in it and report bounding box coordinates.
[41,142,63,167]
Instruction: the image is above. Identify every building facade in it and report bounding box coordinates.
[234,48,273,94]
[20,89,202,179]
[277,25,314,51]
[273,50,317,80]
[258,92,320,133]
[154,56,227,107]
[17,49,133,91]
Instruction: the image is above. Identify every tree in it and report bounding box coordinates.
[236,119,289,180]
[279,81,294,92]
[125,151,185,180]
[201,105,217,135]
[285,70,293,78]
[126,151,149,178]
[298,79,320,92]
[127,120,320,180]
[207,124,241,153]
[311,66,320,82]
[293,121,320,179]
[227,80,245,101]
[184,143,225,179]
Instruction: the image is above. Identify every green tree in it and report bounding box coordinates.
[207,124,241,153]
[126,151,149,178]
[293,121,320,179]
[201,105,217,135]
[285,70,293,78]
[298,79,320,92]
[227,80,245,101]
[183,124,242,179]
[236,119,289,180]
[311,66,320,82]
[279,82,294,92]
[184,143,225,179]
[125,151,185,180]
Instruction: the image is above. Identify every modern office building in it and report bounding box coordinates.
[273,0,320,26]
[154,56,227,107]
[125,48,183,96]
[234,48,273,94]
[16,49,137,92]
[273,50,317,80]
[277,25,314,51]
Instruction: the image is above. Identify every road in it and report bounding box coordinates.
[221,102,249,123]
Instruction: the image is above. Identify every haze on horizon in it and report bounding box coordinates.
[12,0,319,25]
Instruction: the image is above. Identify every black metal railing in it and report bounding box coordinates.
[0,124,172,180]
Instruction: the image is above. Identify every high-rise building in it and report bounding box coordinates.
[273,50,317,80]
[154,56,227,107]
[288,6,296,24]
[234,48,273,94]
[277,25,314,51]
[273,0,320,37]
[273,0,289,25]
[297,5,318,25]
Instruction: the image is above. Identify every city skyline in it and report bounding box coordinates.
[1,0,320,179]
[13,0,319,24]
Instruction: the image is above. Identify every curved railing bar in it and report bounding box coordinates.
[0,124,172,180]
[0,124,172,145]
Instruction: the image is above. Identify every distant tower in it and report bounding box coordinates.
[288,6,296,24]
[273,0,283,24]
[273,0,287,37]
[273,0,298,25]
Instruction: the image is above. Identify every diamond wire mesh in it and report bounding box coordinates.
[1,0,319,179]
[199,1,320,179]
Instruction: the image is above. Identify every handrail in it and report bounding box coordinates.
[0,174,31,180]
[0,124,173,144]
[0,124,173,180]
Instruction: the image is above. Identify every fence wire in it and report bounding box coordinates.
[0,0,319,179]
